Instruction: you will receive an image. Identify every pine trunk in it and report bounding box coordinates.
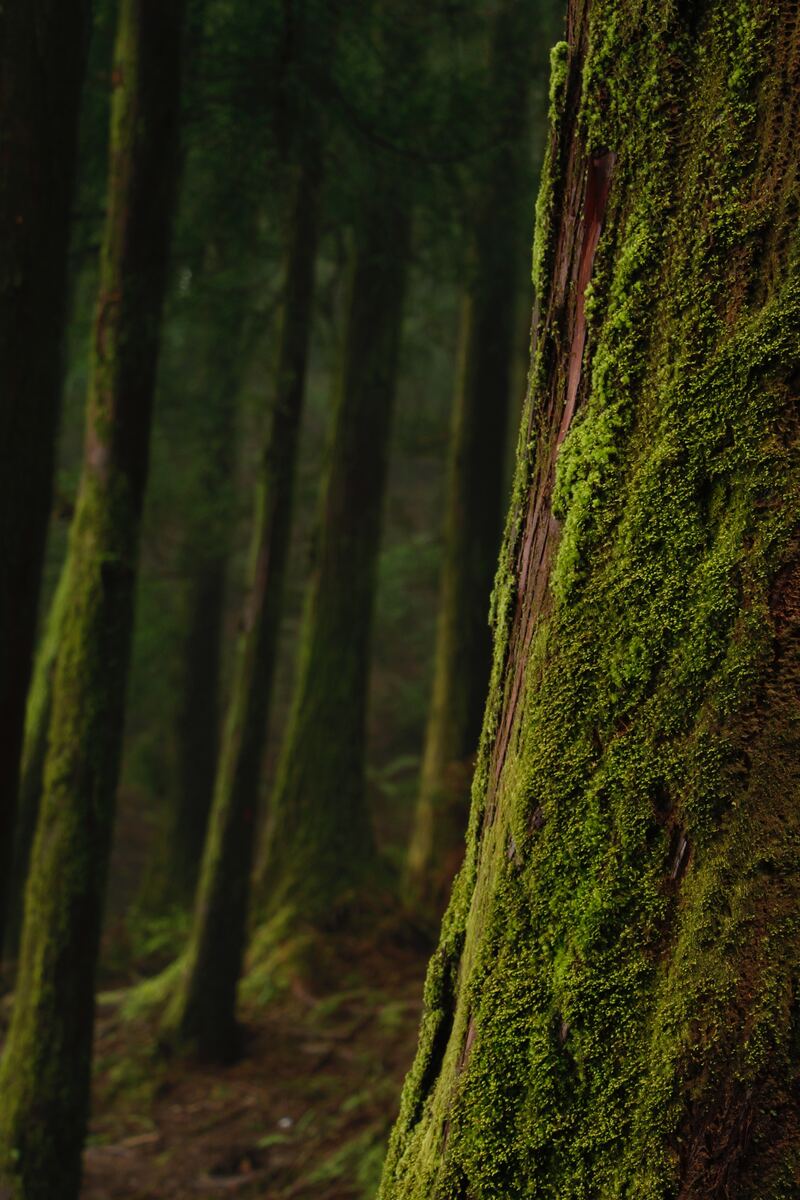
[161,147,322,1060]
[0,0,90,943]
[0,1,185,1195]
[255,174,411,954]
[380,2,800,1196]
[406,0,544,912]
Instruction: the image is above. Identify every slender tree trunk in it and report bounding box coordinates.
[0,1,185,1194]
[255,173,411,953]
[0,0,90,943]
[3,566,70,960]
[406,0,545,912]
[161,146,323,1060]
[380,2,800,1197]
[169,555,229,902]
[152,276,246,912]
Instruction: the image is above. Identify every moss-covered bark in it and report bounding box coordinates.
[381,2,800,1197]
[3,565,70,959]
[0,1,186,1195]
[0,0,90,944]
[253,172,411,960]
[406,0,551,913]
[160,144,323,1060]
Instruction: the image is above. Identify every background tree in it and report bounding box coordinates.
[406,0,559,913]
[3,3,118,960]
[253,3,424,971]
[0,0,91,944]
[162,83,327,1058]
[380,1,800,1196]
[0,0,187,1193]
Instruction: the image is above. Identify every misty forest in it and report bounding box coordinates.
[1,0,800,1197]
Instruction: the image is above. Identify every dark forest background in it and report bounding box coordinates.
[0,1,562,1196]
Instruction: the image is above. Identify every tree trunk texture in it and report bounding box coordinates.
[406,0,546,913]
[254,170,411,959]
[3,565,70,960]
[380,2,800,1197]
[0,1,185,1195]
[0,0,90,945]
[161,145,323,1061]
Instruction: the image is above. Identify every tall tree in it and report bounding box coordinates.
[0,0,91,943]
[149,230,251,913]
[406,0,554,912]
[0,0,186,1194]
[380,1,800,1196]
[254,160,412,961]
[161,133,324,1058]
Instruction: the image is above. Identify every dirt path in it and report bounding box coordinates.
[82,945,424,1200]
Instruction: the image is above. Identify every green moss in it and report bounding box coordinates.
[532,41,569,310]
[381,2,800,1197]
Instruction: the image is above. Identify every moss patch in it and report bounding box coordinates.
[380,2,800,1197]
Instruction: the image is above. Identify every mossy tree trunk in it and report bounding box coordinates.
[161,143,323,1060]
[254,173,411,954]
[381,2,800,1197]
[3,566,70,960]
[0,1,186,1195]
[0,0,90,944]
[406,0,548,913]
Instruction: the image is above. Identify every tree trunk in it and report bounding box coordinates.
[161,145,323,1060]
[168,557,228,903]
[0,1,185,1194]
[406,0,548,913]
[255,173,411,958]
[0,0,90,944]
[3,565,70,960]
[380,2,800,1197]
[151,262,248,913]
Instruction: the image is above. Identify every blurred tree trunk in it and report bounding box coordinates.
[0,0,90,947]
[0,0,186,1194]
[380,1,800,1196]
[406,0,550,913]
[3,567,69,960]
[169,546,229,900]
[151,255,250,913]
[161,141,323,1060]
[253,170,411,965]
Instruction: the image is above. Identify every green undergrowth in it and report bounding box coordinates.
[380,2,800,1197]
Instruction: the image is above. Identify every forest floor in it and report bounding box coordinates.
[79,937,426,1200]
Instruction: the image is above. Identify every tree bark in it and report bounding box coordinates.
[0,0,90,944]
[380,1,800,1196]
[254,164,411,958]
[161,144,323,1060]
[0,1,185,1195]
[3,565,69,960]
[406,0,549,913]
